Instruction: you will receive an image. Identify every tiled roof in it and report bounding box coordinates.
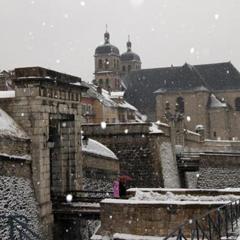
[124,62,240,118]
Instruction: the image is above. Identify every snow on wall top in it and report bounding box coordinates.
[82,138,118,160]
[102,189,239,205]
[113,233,164,240]
[0,108,29,139]
[0,91,15,98]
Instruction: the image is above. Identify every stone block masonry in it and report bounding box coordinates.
[82,123,176,188]
[0,67,88,238]
[99,200,224,237]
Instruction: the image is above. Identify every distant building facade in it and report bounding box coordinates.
[124,62,240,140]
[81,83,138,124]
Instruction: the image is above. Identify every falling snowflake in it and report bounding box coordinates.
[101,121,107,129]
[80,1,85,6]
[130,0,145,7]
[21,113,25,117]
[41,21,46,27]
[66,194,73,202]
[214,14,219,20]
[124,129,129,134]
[190,47,195,54]
[196,173,200,178]
[56,59,61,64]
[64,13,69,19]
[186,116,191,122]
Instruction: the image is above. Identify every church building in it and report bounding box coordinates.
[93,30,141,91]
[124,62,240,140]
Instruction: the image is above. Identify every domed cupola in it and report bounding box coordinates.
[94,27,122,91]
[120,36,141,74]
[95,30,120,56]
[120,36,141,62]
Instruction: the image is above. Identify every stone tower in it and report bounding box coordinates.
[94,29,122,91]
[120,36,141,77]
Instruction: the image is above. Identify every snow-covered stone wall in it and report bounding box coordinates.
[83,152,119,193]
[159,142,180,188]
[0,175,42,239]
[197,153,240,189]
[82,123,165,188]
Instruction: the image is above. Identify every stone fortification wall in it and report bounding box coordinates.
[99,200,223,238]
[0,148,43,239]
[82,152,119,192]
[197,153,240,189]
[0,75,84,238]
[0,135,30,161]
[82,123,178,188]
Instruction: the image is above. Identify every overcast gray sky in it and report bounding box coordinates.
[0,0,239,81]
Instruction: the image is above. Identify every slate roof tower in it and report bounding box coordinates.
[94,28,122,91]
[120,36,141,78]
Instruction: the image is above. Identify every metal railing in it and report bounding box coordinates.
[0,214,41,240]
[164,199,240,240]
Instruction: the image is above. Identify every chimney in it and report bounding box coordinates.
[97,86,102,94]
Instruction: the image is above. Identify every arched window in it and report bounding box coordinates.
[99,79,103,86]
[128,65,131,72]
[176,96,185,113]
[105,59,109,69]
[122,66,126,72]
[98,59,103,68]
[235,98,240,111]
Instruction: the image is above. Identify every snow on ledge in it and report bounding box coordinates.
[0,108,29,139]
[127,188,240,193]
[113,233,164,240]
[101,198,231,205]
[149,123,163,134]
[0,153,31,160]
[0,90,15,98]
[82,138,118,160]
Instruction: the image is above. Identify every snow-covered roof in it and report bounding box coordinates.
[0,90,15,98]
[118,101,137,111]
[0,108,29,139]
[209,94,227,108]
[84,83,118,108]
[83,82,138,111]
[82,138,118,160]
[110,91,125,98]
